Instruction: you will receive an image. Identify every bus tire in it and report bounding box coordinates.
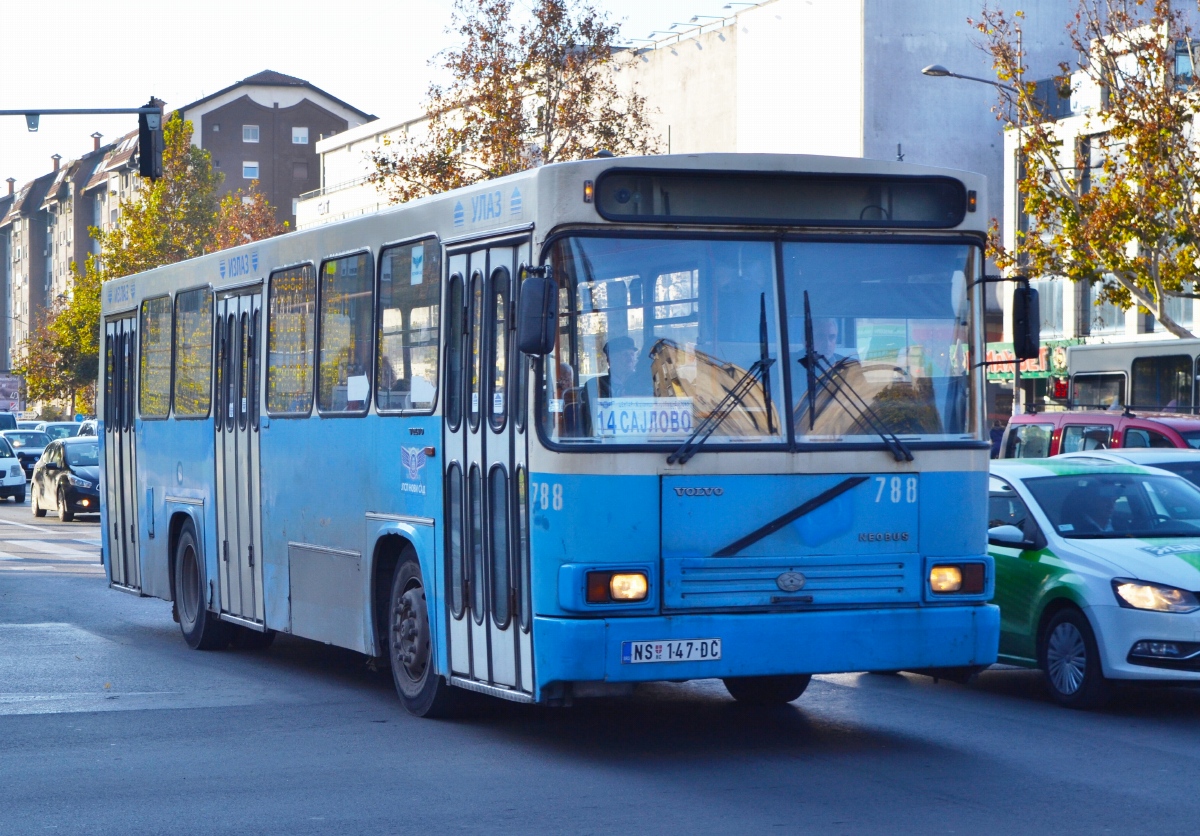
[1039,607,1110,710]
[389,558,461,718]
[174,524,230,651]
[722,675,811,705]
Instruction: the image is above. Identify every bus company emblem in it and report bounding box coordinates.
[453,201,465,227]
[401,447,427,480]
[673,487,724,497]
[776,572,806,592]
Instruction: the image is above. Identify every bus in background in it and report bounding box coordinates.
[1068,338,1200,413]
[99,153,1001,717]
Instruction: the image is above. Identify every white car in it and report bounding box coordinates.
[1058,448,1200,488]
[990,459,1200,708]
[0,436,27,502]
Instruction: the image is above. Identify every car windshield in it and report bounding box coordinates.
[540,236,978,448]
[41,424,78,440]
[1179,431,1200,449]
[5,432,49,449]
[0,439,12,457]
[1024,472,1200,539]
[65,442,99,468]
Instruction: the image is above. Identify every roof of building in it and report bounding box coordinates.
[83,130,139,193]
[177,69,375,121]
[1,172,55,227]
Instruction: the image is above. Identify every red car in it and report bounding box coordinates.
[999,410,1200,458]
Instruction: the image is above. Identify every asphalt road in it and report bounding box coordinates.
[2,497,1200,834]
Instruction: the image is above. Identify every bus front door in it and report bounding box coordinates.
[445,239,533,698]
[213,290,266,629]
[104,316,140,592]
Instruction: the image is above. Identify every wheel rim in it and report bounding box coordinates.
[1047,622,1087,695]
[393,582,430,691]
[179,542,200,626]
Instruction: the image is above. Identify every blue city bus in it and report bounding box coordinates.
[99,153,999,715]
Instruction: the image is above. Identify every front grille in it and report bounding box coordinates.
[663,555,919,610]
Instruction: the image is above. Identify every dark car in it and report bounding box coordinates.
[36,421,82,441]
[0,412,16,431]
[32,437,99,522]
[0,430,51,479]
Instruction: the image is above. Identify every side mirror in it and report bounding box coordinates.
[987,524,1028,547]
[517,267,559,356]
[1012,285,1040,361]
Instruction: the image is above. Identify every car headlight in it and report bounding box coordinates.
[67,474,92,489]
[1112,579,1200,613]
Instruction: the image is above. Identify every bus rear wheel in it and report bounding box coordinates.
[174,524,230,650]
[722,675,811,705]
[389,559,461,718]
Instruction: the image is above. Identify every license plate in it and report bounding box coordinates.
[621,639,721,664]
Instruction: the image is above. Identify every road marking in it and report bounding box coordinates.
[0,517,55,533]
[0,551,25,560]
[5,539,96,558]
[73,539,102,547]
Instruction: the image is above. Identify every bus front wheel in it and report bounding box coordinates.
[389,559,462,718]
[174,524,230,651]
[722,675,811,706]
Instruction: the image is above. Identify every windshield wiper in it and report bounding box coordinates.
[667,294,776,465]
[797,292,914,463]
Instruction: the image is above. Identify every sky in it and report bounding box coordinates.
[0,0,752,192]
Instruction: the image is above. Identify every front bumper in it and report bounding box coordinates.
[1089,603,1200,682]
[62,485,100,513]
[533,604,999,689]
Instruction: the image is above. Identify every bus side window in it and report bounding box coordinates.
[173,287,214,418]
[377,239,441,413]
[317,252,374,414]
[266,265,317,417]
[139,295,172,419]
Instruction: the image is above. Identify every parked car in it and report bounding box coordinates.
[0,437,26,502]
[1000,410,1200,459]
[0,431,50,480]
[76,419,97,437]
[0,412,16,431]
[989,458,1200,708]
[31,436,99,522]
[35,421,81,441]
[1058,448,1200,489]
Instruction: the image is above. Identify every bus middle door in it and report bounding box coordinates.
[104,316,140,592]
[213,289,266,629]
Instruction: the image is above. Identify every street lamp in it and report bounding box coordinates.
[922,62,1028,417]
[921,64,1018,93]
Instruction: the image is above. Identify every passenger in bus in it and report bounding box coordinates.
[596,335,649,398]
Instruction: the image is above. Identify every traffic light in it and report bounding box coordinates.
[138,99,163,180]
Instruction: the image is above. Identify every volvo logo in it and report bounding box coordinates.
[673,487,724,497]
[776,571,807,592]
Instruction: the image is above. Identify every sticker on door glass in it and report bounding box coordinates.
[410,245,424,286]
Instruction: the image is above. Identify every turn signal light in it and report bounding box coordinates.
[585,571,649,603]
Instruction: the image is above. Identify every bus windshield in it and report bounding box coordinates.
[541,235,976,448]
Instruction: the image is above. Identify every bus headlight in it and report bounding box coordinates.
[610,573,649,601]
[929,565,962,592]
[928,564,986,594]
[585,571,649,603]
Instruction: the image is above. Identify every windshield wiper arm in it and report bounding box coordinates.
[668,294,776,466]
[797,295,913,462]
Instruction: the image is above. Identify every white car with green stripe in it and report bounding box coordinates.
[989,459,1200,709]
